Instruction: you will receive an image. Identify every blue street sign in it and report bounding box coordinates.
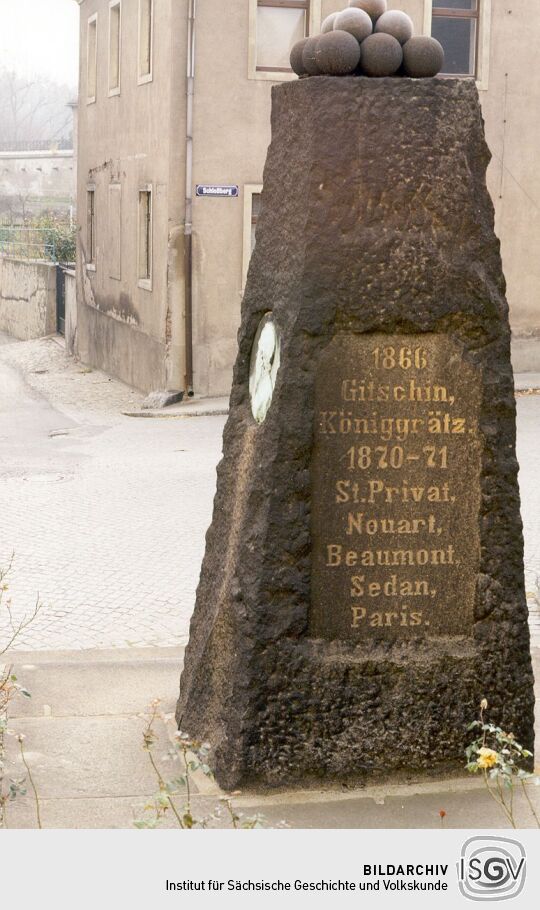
[196,184,239,198]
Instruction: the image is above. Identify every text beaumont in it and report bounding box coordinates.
[326,544,456,567]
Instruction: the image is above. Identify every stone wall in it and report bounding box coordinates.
[64,268,77,355]
[0,256,57,340]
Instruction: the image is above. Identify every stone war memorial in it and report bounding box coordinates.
[177,1,535,790]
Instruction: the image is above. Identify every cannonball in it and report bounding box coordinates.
[302,36,322,75]
[290,38,309,76]
[334,7,372,43]
[360,33,402,77]
[348,0,387,22]
[403,36,444,78]
[321,12,338,33]
[375,10,413,45]
[316,30,361,76]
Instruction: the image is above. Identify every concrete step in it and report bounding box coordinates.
[4,646,539,829]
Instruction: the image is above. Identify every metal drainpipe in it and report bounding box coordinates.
[184,0,196,396]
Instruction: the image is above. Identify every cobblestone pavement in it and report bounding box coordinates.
[1,334,539,650]
[0,335,223,650]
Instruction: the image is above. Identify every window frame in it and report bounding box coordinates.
[108,0,122,97]
[138,0,154,86]
[242,184,263,292]
[138,185,153,290]
[86,13,98,105]
[424,0,491,90]
[108,183,122,280]
[248,0,322,82]
[86,185,96,271]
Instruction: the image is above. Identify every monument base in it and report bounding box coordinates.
[177,77,534,790]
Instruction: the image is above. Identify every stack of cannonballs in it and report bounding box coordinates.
[290,1,444,79]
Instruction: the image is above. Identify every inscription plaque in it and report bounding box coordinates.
[311,334,482,640]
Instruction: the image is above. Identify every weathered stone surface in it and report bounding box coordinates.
[334,8,373,42]
[349,0,387,23]
[316,31,361,76]
[360,33,403,76]
[302,36,322,76]
[321,12,338,34]
[375,10,414,45]
[403,36,444,78]
[141,389,184,410]
[290,38,309,76]
[177,78,535,790]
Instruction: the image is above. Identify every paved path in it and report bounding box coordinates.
[0,335,223,650]
[6,645,540,828]
[516,393,540,643]
[0,334,539,650]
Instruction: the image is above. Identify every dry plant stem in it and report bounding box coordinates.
[1,665,12,829]
[0,717,7,828]
[484,770,515,828]
[1,593,42,656]
[182,744,191,809]
[143,704,184,828]
[1,557,43,830]
[19,738,41,829]
[520,780,540,828]
[225,799,238,830]
[509,774,515,822]
[147,748,184,828]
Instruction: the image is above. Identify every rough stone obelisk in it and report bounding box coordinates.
[176,77,535,790]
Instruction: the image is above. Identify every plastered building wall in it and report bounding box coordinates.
[0,256,57,339]
[75,1,540,395]
[76,0,187,393]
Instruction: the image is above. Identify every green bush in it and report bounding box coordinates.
[33,213,76,264]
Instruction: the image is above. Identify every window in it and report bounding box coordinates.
[108,184,121,280]
[242,185,263,291]
[87,14,98,103]
[431,1,479,77]
[87,188,96,268]
[109,2,121,96]
[251,193,262,253]
[256,1,309,72]
[138,0,153,83]
[138,188,152,287]
[249,0,322,81]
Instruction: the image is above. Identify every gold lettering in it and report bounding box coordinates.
[350,576,364,597]
[350,576,431,598]
[335,480,350,503]
[351,605,366,627]
[331,546,457,567]
[319,411,337,434]
[350,604,427,629]
[346,513,438,536]
[326,545,342,566]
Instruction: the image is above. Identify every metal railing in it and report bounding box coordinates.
[0,138,73,153]
[0,227,56,261]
